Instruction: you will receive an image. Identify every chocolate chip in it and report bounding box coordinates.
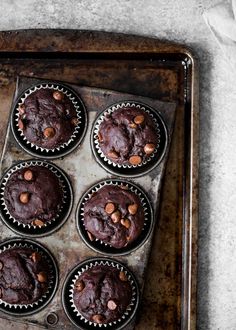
[128,203,138,215]
[92,314,104,324]
[0,261,3,270]
[19,104,25,114]
[97,131,103,142]
[107,300,117,310]
[43,127,55,138]
[105,202,116,214]
[18,119,24,130]
[75,280,85,292]
[111,210,121,223]
[120,184,129,190]
[87,231,95,241]
[129,122,137,129]
[129,155,142,165]
[119,271,128,282]
[52,91,64,101]
[30,252,41,263]
[121,218,131,229]
[107,150,119,159]
[24,169,33,181]
[37,271,47,283]
[144,143,156,155]
[71,117,80,126]
[19,192,30,204]
[134,115,144,125]
[32,219,45,227]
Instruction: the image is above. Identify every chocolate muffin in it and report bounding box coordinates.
[73,265,132,324]
[18,87,79,149]
[97,106,158,166]
[83,185,144,248]
[0,247,49,305]
[4,165,63,226]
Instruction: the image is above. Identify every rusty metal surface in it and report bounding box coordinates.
[0,30,198,330]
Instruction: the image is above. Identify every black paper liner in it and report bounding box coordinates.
[91,101,168,178]
[11,82,87,159]
[62,257,139,329]
[0,159,73,237]
[76,179,154,256]
[0,238,58,316]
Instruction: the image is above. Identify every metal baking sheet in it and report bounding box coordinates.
[0,30,198,330]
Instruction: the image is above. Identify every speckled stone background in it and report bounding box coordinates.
[0,0,236,329]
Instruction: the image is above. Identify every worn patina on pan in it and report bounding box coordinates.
[0,30,198,330]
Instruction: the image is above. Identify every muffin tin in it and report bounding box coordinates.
[0,75,176,329]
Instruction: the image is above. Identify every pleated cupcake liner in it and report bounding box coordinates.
[93,101,162,169]
[0,159,73,236]
[62,258,139,329]
[0,238,58,316]
[11,82,87,158]
[76,179,153,256]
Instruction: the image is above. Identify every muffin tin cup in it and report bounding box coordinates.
[76,179,154,256]
[91,101,168,177]
[0,159,73,237]
[11,82,88,159]
[62,257,139,330]
[0,238,58,316]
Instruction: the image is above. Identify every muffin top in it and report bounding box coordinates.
[97,106,158,166]
[4,165,63,225]
[18,88,79,149]
[83,185,144,249]
[0,247,49,305]
[73,265,132,324]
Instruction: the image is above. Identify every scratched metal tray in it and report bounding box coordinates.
[0,30,198,330]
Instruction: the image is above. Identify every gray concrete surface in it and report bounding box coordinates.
[0,0,235,329]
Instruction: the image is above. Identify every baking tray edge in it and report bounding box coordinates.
[0,29,199,330]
